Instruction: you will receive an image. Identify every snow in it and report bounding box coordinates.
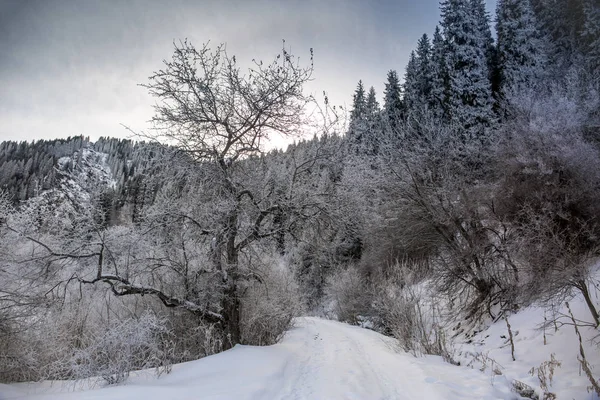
[55,148,116,193]
[21,147,119,222]
[5,282,599,400]
[367,267,600,400]
[455,296,600,400]
[3,317,515,400]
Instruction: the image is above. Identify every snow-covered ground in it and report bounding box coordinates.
[3,317,515,400]
[4,286,599,400]
[370,270,600,400]
[455,296,600,400]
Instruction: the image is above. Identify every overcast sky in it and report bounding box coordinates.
[0,0,497,144]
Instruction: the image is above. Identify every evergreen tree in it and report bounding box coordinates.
[403,51,419,113]
[350,80,366,123]
[440,0,494,132]
[530,0,587,73]
[366,86,380,117]
[364,86,382,154]
[349,80,367,144]
[472,0,497,91]
[416,33,432,95]
[429,26,448,119]
[405,34,433,117]
[382,70,404,132]
[496,0,548,99]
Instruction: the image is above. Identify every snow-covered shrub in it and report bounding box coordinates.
[166,313,224,360]
[323,265,371,324]
[0,326,38,383]
[240,255,305,346]
[379,122,518,318]
[370,264,454,361]
[373,284,421,352]
[494,81,600,322]
[0,301,97,383]
[358,201,437,283]
[64,312,173,385]
[504,66,599,137]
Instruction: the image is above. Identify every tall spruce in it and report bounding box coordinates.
[496,0,548,98]
[429,26,448,120]
[366,86,380,118]
[583,0,600,73]
[440,0,494,131]
[404,34,433,117]
[530,0,587,73]
[383,70,404,133]
[472,0,498,93]
[349,80,367,146]
[364,86,382,154]
[350,80,366,126]
[403,51,419,114]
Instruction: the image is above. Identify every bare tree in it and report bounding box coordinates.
[144,40,313,163]
[136,40,315,345]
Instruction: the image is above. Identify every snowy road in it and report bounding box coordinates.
[3,317,515,400]
[273,318,512,400]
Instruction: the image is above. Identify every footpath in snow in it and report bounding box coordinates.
[3,317,516,400]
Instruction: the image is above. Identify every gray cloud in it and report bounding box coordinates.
[0,0,497,143]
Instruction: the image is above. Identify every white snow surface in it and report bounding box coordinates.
[3,317,515,400]
[455,297,600,400]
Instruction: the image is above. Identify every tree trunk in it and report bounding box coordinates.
[576,279,600,327]
[222,210,241,348]
[222,284,241,348]
[273,209,286,255]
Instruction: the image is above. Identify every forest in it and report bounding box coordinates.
[1,0,599,398]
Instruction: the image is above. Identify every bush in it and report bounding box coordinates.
[166,313,224,360]
[240,256,305,346]
[370,263,454,360]
[63,312,173,385]
[494,87,600,322]
[323,265,371,323]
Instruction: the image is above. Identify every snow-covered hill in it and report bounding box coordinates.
[57,147,117,191]
[14,147,119,228]
[4,317,515,400]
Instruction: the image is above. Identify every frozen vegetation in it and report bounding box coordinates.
[1,0,600,399]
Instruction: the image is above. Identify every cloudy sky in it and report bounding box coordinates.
[0,0,497,144]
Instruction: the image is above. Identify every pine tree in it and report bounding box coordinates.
[416,34,432,98]
[403,51,419,113]
[349,80,367,144]
[404,35,434,117]
[496,0,548,98]
[366,87,380,117]
[440,0,494,132]
[383,70,404,132]
[531,0,587,73]
[429,26,448,119]
[364,86,382,154]
[472,0,497,89]
[350,81,366,125]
